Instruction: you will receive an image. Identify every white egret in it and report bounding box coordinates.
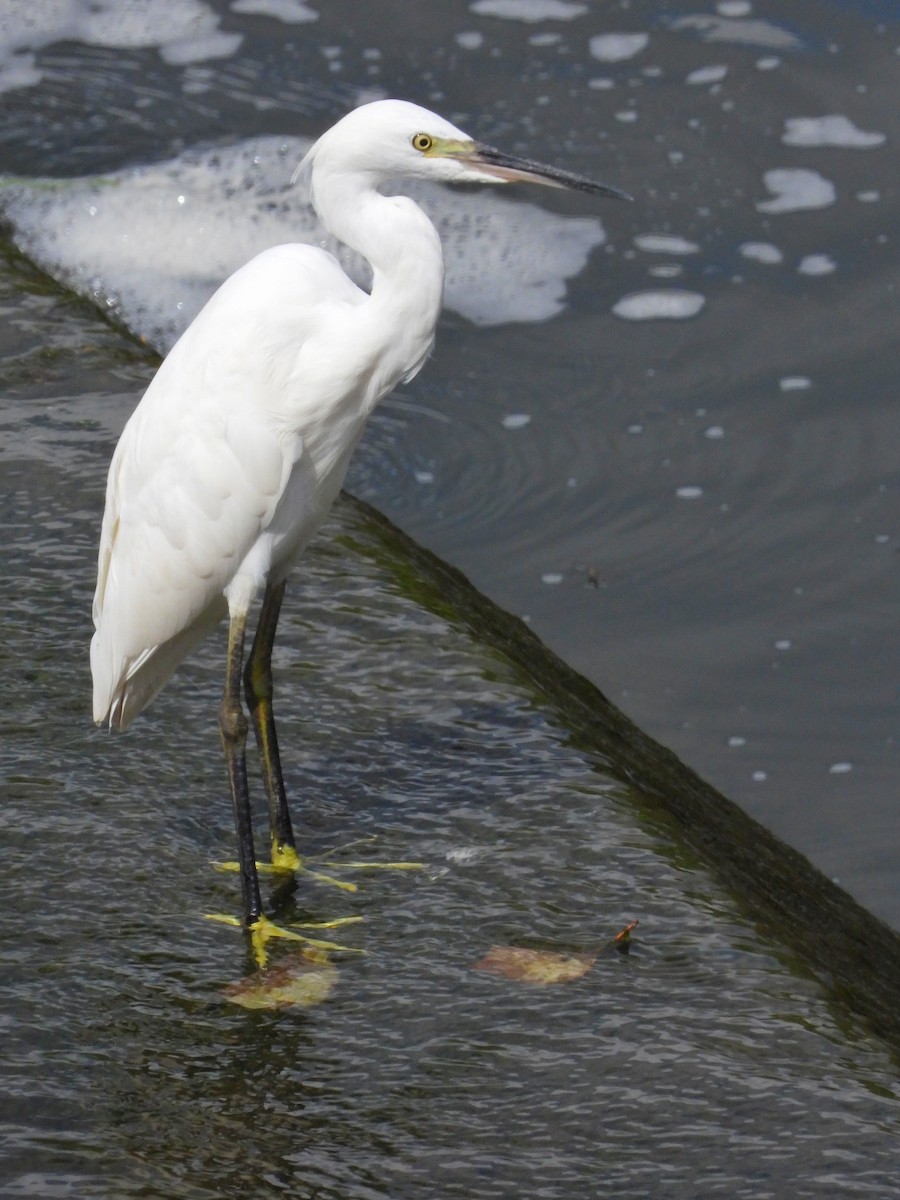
[91,99,629,943]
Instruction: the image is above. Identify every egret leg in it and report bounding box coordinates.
[220,608,263,927]
[243,578,300,871]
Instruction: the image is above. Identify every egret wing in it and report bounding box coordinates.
[92,244,364,726]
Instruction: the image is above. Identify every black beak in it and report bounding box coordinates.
[467,143,632,201]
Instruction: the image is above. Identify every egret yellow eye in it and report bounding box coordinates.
[411,133,434,153]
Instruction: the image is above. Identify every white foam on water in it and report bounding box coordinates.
[612,290,706,320]
[0,0,242,91]
[686,64,728,84]
[159,29,243,65]
[670,15,802,50]
[782,115,886,149]
[588,32,649,62]
[634,233,700,255]
[717,1,751,15]
[444,846,486,865]
[0,136,607,350]
[779,375,812,391]
[469,0,587,21]
[739,241,783,264]
[0,49,40,92]
[756,168,836,213]
[230,0,319,23]
[798,254,836,276]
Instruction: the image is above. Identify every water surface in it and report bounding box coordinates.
[2,245,899,1199]
[1,0,895,924]
[1,3,899,1195]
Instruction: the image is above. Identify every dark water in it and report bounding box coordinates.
[2,249,900,1198]
[1,1,899,1196]
[1,0,896,928]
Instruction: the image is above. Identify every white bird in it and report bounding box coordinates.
[91,99,629,942]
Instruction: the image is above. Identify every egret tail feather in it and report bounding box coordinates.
[92,600,226,730]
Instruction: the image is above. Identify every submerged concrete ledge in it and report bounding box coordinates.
[344,492,900,1054]
[2,229,897,1057]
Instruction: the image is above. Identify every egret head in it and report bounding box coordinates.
[295,99,631,202]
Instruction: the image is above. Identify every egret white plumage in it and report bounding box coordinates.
[91,99,629,943]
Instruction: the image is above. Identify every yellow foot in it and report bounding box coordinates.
[213,835,425,894]
[271,842,301,872]
[213,857,360,892]
[205,911,364,968]
[311,834,425,878]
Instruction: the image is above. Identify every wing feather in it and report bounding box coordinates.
[92,243,363,727]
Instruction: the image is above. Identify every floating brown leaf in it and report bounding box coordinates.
[224,950,338,1010]
[472,921,639,984]
[472,945,597,984]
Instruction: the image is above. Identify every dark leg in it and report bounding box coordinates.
[243,578,299,870]
[220,607,263,927]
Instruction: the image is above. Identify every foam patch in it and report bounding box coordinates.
[1,136,608,351]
